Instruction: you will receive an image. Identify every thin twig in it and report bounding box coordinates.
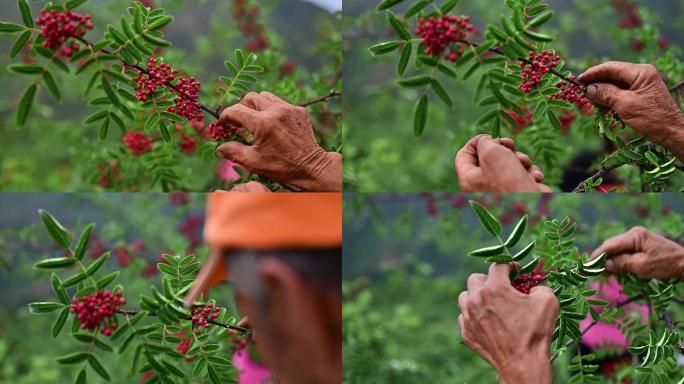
[117,309,251,335]
[572,163,623,192]
[299,90,342,107]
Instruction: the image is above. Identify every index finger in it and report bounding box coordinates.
[455,134,490,173]
[590,231,639,260]
[578,61,641,88]
[219,103,261,133]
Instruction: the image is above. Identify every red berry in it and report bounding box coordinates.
[415,15,474,61]
[36,9,92,53]
[123,131,154,156]
[519,50,561,93]
[207,121,241,141]
[69,290,124,334]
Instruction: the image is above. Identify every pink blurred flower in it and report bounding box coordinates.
[580,277,649,350]
[216,160,246,182]
[233,349,272,384]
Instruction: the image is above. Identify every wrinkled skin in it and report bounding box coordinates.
[455,134,552,192]
[458,263,559,384]
[216,92,342,191]
[591,226,684,280]
[579,61,684,162]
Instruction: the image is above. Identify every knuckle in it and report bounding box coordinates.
[630,226,647,236]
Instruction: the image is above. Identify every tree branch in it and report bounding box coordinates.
[117,309,251,335]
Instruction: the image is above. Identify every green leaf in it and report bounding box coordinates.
[10,30,31,59]
[376,0,406,11]
[0,22,24,33]
[75,369,86,384]
[524,30,553,42]
[87,354,111,381]
[397,42,412,75]
[66,0,89,9]
[34,257,75,269]
[57,352,90,365]
[61,272,88,287]
[398,75,431,87]
[17,0,33,28]
[100,77,120,106]
[148,16,173,30]
[518,257,539,274]
[386,11,411,40]
[441,0,461,14]
[547,109,561,130]
[512,241,535,261]
[86,251,109,275]
[469,200,501,236]
[84,111,108,125]
[527,11,554,28]
[504,216,527,248]
[160,111,182,122]
[52,307,69,337]
[28,302,64,314]
[42,70,61,101]
[369,40,402,56]
[141,33,171,47]
[225,60,238,77]
[159,121,171,143]
[17,83,37,126]
[207,365,221,384]
[96,271,120,289]
[74,224,95,260]
[404,1,429,18]
[413,94,428,137]
[51,273,70,304]
[469,244,506,257]
[431,79,452,107]
[37,212,65,243]
[157,263,176,275]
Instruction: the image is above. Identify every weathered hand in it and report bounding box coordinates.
[590,226,684,280]
[579,61,684,160]
[216,92,342,191]
[455,134,552,192]
[458,263,558,384]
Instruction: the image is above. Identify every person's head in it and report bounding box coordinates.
[188,192,342,384]
[226,248,341,384]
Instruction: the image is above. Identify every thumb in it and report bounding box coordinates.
[584,83,630,110]
[215,141,258,170]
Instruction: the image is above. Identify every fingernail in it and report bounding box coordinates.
[215,146,225,159]
[585,84,597,98]
[605,259,614,272]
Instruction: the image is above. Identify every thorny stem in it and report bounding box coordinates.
[457,39,585,87]
[117,309,251,335]
[299,90,342,107]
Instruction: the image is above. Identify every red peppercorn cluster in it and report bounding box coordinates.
[504,107,533,134]
[548,76,589,108]
[70,290,126,336]
[415,15,474,62]
[511,272,546,294]
[191,303,220,328]
[178,134,197,155]
[176,337,191,354]
[612,0,642,29]
[232,0,270,52]
[229,334,248,351]
[134,58,178,102]
[208,121,241,141]
[123,131,154,156]
[168,76,204,121]
[36,9,93,57]
[519,50,560,93]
